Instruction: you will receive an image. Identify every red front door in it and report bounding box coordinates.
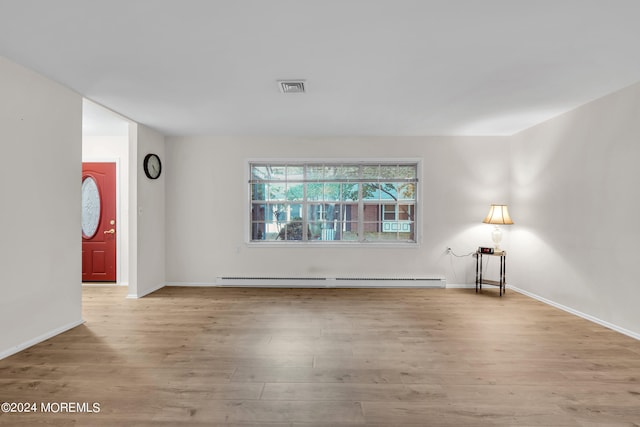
[82,162,117,282]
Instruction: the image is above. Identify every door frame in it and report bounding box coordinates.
[82,158,124,285]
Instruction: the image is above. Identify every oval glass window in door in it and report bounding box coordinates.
[82,176,101,238]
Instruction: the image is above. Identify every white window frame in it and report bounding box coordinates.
[246,159,422,247]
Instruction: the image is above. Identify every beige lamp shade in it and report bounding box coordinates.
[482,204,514,225]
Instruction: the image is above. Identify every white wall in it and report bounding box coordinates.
[132,124,166,297]
[165,136,510,285]
[82,134,130,286]
[0,56,83,358]
[510,81,640,338]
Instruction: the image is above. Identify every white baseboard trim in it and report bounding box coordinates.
[508,285,640,341]
[127,282,165,299]
[0,318,85,360]
[168,278,446,288]
[166,281,217,287]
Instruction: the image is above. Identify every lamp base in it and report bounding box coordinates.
[491,225,502,250]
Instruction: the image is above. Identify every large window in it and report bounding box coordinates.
[249,162,418,244]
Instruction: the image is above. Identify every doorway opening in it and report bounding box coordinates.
[82,99,131,287]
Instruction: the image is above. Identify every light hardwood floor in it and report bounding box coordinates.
[1,286,639,426]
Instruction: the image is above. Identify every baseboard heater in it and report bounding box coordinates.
[216,276,445,288]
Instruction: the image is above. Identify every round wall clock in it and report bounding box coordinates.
[143,153,162,179]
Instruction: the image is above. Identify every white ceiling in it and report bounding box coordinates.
[2,0,640,137]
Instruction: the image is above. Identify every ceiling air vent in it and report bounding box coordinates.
[278,80,306,94]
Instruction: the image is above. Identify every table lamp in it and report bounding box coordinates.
[482,204,513,250]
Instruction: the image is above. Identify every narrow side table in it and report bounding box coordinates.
[475,250,506,296]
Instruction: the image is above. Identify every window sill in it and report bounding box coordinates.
[246,241,419,249]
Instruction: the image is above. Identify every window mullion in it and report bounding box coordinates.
[357,165,364,242]
[303,164,308,242]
